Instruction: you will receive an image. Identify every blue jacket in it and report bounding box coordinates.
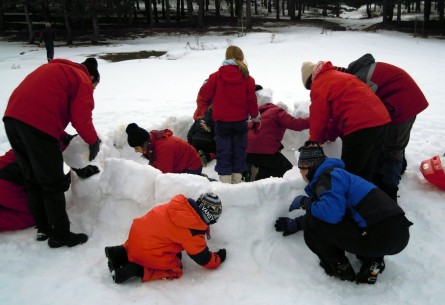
[304,158,404,228]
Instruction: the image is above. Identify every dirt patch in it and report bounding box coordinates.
[96,50,167,62]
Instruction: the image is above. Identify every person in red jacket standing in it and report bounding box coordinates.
[126,123,203,174]
[301,61,391,182]
[104,193,226,283]
[3,58,102,248]
[246,101,309,181]
[345,54,429,201]
[197,46,260,184]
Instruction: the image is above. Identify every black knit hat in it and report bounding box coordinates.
[297,145,326,169]
[126,123,150,147]
[196,193,222,225]
[81,58,100,83]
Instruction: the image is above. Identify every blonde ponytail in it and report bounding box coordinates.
[225,46,250,78]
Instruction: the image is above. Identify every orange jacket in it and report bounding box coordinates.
[124,194,222,281]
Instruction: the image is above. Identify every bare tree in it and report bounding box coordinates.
[90,0,100,44]
[24,0,35,43]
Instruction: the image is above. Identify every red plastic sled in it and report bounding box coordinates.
[420,155,445,191]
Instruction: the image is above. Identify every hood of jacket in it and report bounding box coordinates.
[167,194,208,231]
[305,158,345,194]
[347,53,375,75]
[217,64,246,85]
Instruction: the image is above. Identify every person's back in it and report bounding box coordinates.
[248,103,309,154]
[150,129,203,174]
[187,107,216,166]
[347,53,428,124]
[308,61,390,142]
[5,59,98,144]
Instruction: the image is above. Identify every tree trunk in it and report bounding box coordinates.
[276,0,280,19]
[90,0,100,44]
[215,0,221,17]
[186,0,193,23]
[382,0,388,24]
[145,0,154,24]
[198,0,204,27]
[24,1,35,44]
[396,0,402,24]
[165,0,171,23]
[438,0,444,24]
[176,0,180,22]
[153,0,159,23]
[246,0,252,29]
[424,0,431,27]
[63,0,73,45]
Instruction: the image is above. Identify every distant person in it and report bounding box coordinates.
[0,148,99,232]
[40,22,56,62]
[246,98,309,181]
[3,58,102,248]
[187,106,216,167]
[275,144,412,284]
[197,46,260,184]
[126,123,202,174]
[301,61,391,182]
[104,193,226,283]
[344,53,429,201]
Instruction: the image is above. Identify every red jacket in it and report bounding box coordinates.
[124,194,222,282]
[0,150,34,232]
[144,129,202,174]
[309,61,390,143]
[347,54,429,124]
[247,103,309,154]
[198,64,259,122]
[4,59,98,144]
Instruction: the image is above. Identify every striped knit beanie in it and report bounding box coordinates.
[297,145,326,169]
[196,193,222,225]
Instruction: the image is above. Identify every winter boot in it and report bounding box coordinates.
[250,164,259,182]
[319,259,356,282]
[48,232,88,248]
[231,173,243,184]
[355,257,385,284]
[105,245,129,272]
[219,175,232,184]
[36,228,49,241]
[112,263,144,284]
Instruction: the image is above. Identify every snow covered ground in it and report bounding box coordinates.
[1,15,445,305]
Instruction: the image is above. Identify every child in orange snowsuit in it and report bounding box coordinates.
[105,193,226,283]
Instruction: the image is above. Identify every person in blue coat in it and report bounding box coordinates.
[275,143,412,284]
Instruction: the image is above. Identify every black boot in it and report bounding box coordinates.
[356,257,385,284]
[48,231,88,248]
[105,245,128,272]
[112,263,144,284]
[319,258,356,282]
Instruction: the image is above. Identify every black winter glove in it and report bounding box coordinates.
[275,217,302,236]
[89,137,101,161]
[62,134,78,146]
[216,249,226,263]
[72,165,100,179]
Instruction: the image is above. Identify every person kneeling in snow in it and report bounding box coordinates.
[126,123,203,175]
[0,147,99,232]
[104,193,226,284]
[275,144,412,284]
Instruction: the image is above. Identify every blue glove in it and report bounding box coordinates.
[289,195,308,212]
[274,217,302,236]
